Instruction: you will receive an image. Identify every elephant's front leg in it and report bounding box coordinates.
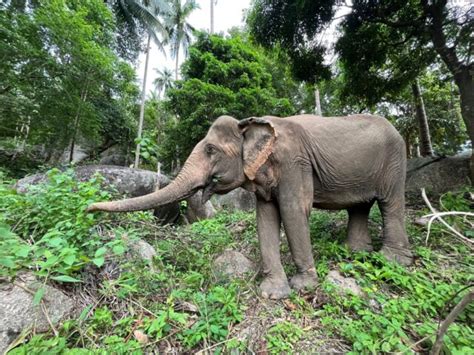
[256,198,291,299]
[278,176,318,291]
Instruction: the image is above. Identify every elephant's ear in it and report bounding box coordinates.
[238,117,278,181]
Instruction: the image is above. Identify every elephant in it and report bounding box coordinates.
[87,114,413,299]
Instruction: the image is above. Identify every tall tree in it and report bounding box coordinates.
[210,0,216,33]
[412,78,433,157]
[248,0,473,181]
[165,0,199,80]
[0,0,139,164]
[161,32,295,167]
[153,67,175,97]
[114,0,169,168]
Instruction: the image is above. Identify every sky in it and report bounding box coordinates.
[138,0,251,96]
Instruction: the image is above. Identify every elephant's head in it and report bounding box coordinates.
[87,115,278,213]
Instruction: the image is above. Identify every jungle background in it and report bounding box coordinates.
[0,0,472,353]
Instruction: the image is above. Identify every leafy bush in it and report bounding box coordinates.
[0,169,126,281]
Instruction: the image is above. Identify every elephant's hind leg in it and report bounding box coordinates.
[378,194,413,266]
[346,202,374,252]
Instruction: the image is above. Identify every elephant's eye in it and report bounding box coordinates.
[205,144,217,155]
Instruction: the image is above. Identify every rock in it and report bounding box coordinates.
[186,190,216,223]
[212,250,256,280]
[414,216,431,226]
[127,238,157,262]
[406,155,470,205]
[0,273,74,354]
[99,145,130,166]
[213,188,256,211]
[326,270,364,297]
[59,144,90,164]
[99,154,129,166]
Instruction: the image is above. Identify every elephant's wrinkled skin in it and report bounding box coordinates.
[88,114,413,299]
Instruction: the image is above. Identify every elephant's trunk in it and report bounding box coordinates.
[87,147,209,213]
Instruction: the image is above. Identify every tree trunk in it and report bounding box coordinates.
[404,132,411,159]
[455,69,474,184]
[421,0,473,183]
[134,34,151,169]
[412,79,433,157]
[314,88,322,116]
[210,0,214,34]
[175,49,179,81]
[69,84,89,163]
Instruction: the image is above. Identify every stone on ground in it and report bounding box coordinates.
[212,250,256,280]
[326,270,364,297]
[0,273,74,354]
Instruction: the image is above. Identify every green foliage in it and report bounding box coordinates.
[3,167,472,354]
[182,285,243,348]
[247,0,333,82]
[266,321,304,354]
[307,191,473,353]
[0,169,126,280]
[0,0,139,162]
[161,32,295,166]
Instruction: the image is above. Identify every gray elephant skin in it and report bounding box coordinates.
[88,114,413,299]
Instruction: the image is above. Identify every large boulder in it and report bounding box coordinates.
[0,273,75,354]
[15,165,215,225]
[406,154,470,204]
[98,145,130,167]
[213,188,256,212]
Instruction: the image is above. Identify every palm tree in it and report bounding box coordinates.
[210,0,215,34]
[109,0,169,168]
[153,67,174,97]
[166,0,199,80]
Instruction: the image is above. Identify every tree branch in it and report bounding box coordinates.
[431,289,474,355]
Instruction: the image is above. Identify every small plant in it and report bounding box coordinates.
[0,169,127,281]
[266,321,304,354]
[182,284,243,349]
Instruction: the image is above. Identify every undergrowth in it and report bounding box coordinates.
[0,169,472,353]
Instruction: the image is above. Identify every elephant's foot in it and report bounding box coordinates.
[259,275,291,300]
[289,268,318,291]
[380,245,413,266]
[346,238,373,252]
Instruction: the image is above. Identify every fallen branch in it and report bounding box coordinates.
[431,289,474,355]
[421,188,473,248]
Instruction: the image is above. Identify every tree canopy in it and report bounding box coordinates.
[248,0,473,178]
[0,0,139,161]
[160,32,296,167]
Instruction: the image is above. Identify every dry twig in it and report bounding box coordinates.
[421,188,473,248]
[431,289,474,355]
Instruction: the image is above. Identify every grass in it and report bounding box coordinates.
[0,170,472,353]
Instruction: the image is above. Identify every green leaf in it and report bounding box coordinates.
[93,257,105,267]
[0,257,15,268]
[33,287,45,306]
[51,275,82,283]
[15,245,31,258]
[79,305,93,322]
[95,247,107,258]
[112,244,125,255]
[63,254,77,266]
[47,237,63,247]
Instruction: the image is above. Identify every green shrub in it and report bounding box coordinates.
[0,169,126,281]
